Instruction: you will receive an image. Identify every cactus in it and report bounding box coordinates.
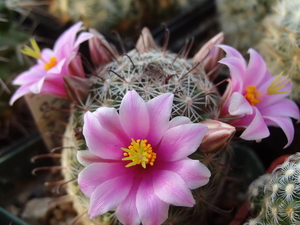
[245,153,300,225]
[48,0,203,37]
[58,30,235,224]
[257,0,300,101]
[216,0,277,53]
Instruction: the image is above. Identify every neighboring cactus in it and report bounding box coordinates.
[59,30,234,224]
[245,153,300,225]
[48,0,203,37]
[257,0,300,101]
[216,0,277,53]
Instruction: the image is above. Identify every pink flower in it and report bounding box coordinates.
[218,45,300,147]
[77,90,210,225]
[10,22,93,105]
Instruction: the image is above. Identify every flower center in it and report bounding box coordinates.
[44,57,58,70]
[244,85,262,106]
[121,139,156,169]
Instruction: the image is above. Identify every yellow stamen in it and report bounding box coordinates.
[121,139,156,169]
[20,39,41,59]
[267,72,291,95]
[44,57,58,70]
[244,85,262,106]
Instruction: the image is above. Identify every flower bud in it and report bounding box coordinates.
[199,119,235,153]
[88,28,118,66]
[136,27,158,53]
[193,32,224,81]
[63,75,92,105]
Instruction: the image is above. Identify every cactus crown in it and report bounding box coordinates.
[245,153,300,225]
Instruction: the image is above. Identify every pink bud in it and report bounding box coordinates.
[193,32,224,81]
[63,75,92,105]
[88,28,118,66]
[199,119,235,153]
[136,27,158,53]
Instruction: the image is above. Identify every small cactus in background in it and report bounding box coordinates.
[245,153,300,225]
[48,0,203,37]
[257,0,300,101]
[216,0,277,53]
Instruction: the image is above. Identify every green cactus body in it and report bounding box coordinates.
[216,0,277,53]
[257,0,300,101]
[60,44,231,224]
[245,153,300,225]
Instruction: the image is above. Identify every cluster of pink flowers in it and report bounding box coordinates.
[10,22,300,224]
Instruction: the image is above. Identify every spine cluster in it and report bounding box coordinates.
[245,153,300,225]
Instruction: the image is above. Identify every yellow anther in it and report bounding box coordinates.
[21,39,41,59]
[244,85,262,106]
[121,139,156,169]
[44,57,58,70]
[268,72,291,95]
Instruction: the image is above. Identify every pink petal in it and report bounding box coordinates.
[161,158,211,189]
[115,179,141,225]
[29,77,45,94]
[239,107,270,140]
[228,92,253,115]
[74,32,94,49]
[136,177,169,225]
[146,93,173,146]
[93,107,129,144]
[168,116,192,128]
[53,22,83,52]
[78,162,131,198]
[12,65,45,85]
[218,44,246,62]
[259,98,300,121]
[245,49,269,86]
[157,123,207,161]
[264,116,294,148]
[218,57,245,93]
[77,150,106,166]
[66,55,85,78]
[40,48,55,61]
[153,170,195,207]
[119,90,149,139]
[9,83,33,105]
[88,174,134,218]
[39,77,66,97]
[83,111,124,160]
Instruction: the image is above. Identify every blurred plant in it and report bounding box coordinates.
[48,0,204,37]
[245,153,300,225]
[216,0,277,53]
[257,0,300,102]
